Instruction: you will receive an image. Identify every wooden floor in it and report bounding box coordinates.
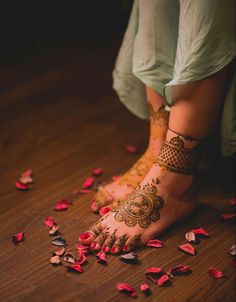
[0,38,235,302]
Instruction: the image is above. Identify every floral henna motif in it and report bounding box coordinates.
[113,178,164,228]
[125,234,141,250]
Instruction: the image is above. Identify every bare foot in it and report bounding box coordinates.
[79,132,202,253]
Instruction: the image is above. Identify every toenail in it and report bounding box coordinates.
[91,242,99,250]
[99,206,111,216]
[79,232,91,239]
[123,245,129,252]
[110,246,119,254]
[102,245,109,253]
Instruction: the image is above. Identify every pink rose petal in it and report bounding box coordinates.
[82,177,94,189]
[221,213,236,220]
[229,197,236,206]
[15,181,30,190]
[76,252,87,266]
[53,247,66,257]
[99,206,111,216]
[178,243,196,255]
[168,264,191,275]
[157,274,170,286]
[54,199,72,211]
[191,228,209,237]
[145,267,164,283]
[116,283,138,298]
[78,189,93,194]
[12,232,24,244]
[66,264,83,273]
[125,144,138,154]
[19,175,33,184]
[75,243,90,255]
[96,251,107,264]
[21,169,33,177]
[140,283,150,292]
[146,239,163,248]
[44,217,55,228]
[208,268,224,279]
[92,168,103,177]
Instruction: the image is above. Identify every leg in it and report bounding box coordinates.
[79,65,230,253]
[91,86,169,213]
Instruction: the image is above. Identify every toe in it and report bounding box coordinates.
[79,220,104,244]
[101,229,117,253]
[110,234,127,254]
[90,231,108,251]
[123,234,141,252]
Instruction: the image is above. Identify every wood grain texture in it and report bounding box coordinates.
[0,38,235,302]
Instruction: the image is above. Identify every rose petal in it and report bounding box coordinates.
[231,259,236,267]
[76,252,87,265]
[50,255,61,266]
[52,247,66,257]
[96,251,107,264]
[208,268,224,279]
[75,243,90,255]
[82,177,94,189]
[157,274,170,286]
[51,236,67,246]
[178,243,196,255]
[119,252,138,263]
[116,283,138,298]
[92,168,103,177]
[168,264,191,275]
[191,228,209,237]
[140,283,150,292]
[21,169,33,177]
[15,181,30,190]
[146,239,163,248]
[112,175,121,182]
[99,206,111,216]
[49,224,59,235]
[185,231,197,243]
[145,267,164,282]
[77,189,93,194]
[19,175,33,185]
[221,213,236,220]
[63,252,76,264]
[229,197,236,206]
[12,232,24,244]
[66,264,83,273]
[228,244,236,258]
[54,199,72,211]
[44,217,55,228]
[125,144,138,154]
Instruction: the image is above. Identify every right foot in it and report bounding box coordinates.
[91,104,169,213]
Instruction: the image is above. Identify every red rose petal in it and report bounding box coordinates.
[221,213,236,220]
[78,189,93,194]
[99,206,111,216]
[66,264,83,273]
[112,175,121,181]
[168,264,191,275]
[116,283,138,298]
[208,268,224,279]
[12,232,24,244]
[178,243,196,255]
[82,177,94,189]
[75,243,90,255]
[140,283,150,292]
[146,239,163,248]
[21,169,33,177]
[229,197,236,206]
[92,168,103,177]
[145,267,164,282]
[76,252,87,266]
[44,216,55,228]
[96,251,107,264]
[125,144,138,154]
[54,199,72,211]
[157,274,170,286]
[191,228,209,237]
[15,181,30,190]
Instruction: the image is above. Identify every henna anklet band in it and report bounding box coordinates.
[156,135,204,175]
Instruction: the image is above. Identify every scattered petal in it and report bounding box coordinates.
[112,175,121,182]
[96,251,107,264]
[208,268,224,279]
[178,243,196,255]
[44,217,55,228]
[75,243,90,256]
[51,236,67,247]
[52,247,66,257]
[146,239,163,248]
[119,252,138,263]
[168,264,191,276]
[50,255,61,266]
[63,252,76,264]
[92,168,103,177]
[99,206,111,216]
[66,264,83,273]
[49,224,59,235]
[78,189,93,194]
[227,244,236,258]
[221,213,236,220]
[157,274,170,286]
[140,283,150,292]
[185,231,197,243]
[21,169,33,177]
[116,283,138,298]
[191,228,209,237]
[15,181,30,190]
[82,177,94,189]
[54,199,72,211]
[19,175,33,185]
[12,232,24,244]
[145,267,164,283]
[125,144,138,154]
[229,197,236,206]
[76,252,87,265]
[231,259,236,267]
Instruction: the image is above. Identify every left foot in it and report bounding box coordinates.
[79,131,202,253]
